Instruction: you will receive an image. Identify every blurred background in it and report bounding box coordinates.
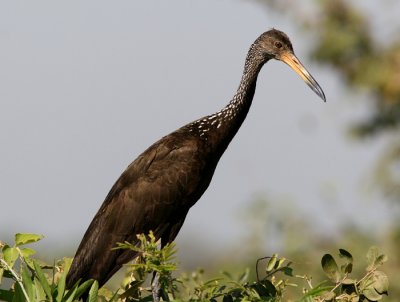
[1,0,399,299]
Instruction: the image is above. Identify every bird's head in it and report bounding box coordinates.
[254,28,326,102]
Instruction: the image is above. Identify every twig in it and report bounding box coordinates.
[0,259,31,302]
[356,268,376,287]
[317,273,351,302]
[255,256,271,282]
[299,275,313,289]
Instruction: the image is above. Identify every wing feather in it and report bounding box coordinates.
[66,134,207,287]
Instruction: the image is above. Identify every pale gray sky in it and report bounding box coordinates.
[0,1,393,257]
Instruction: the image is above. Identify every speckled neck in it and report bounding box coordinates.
[187,42,268,155]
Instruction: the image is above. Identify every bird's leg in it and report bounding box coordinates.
[151,271,161,302]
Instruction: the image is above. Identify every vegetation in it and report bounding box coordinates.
[248,2,400,299]
[2,2,398,302]
[0,233,389,301]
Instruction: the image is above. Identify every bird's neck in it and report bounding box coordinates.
[188,50,267,157]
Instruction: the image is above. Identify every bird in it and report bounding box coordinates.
[66,28,326,293]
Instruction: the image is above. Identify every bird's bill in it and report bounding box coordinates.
[280,52,326,102]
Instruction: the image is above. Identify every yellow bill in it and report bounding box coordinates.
[280,52,326,102]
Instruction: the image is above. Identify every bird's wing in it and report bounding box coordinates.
[67,135,206,287]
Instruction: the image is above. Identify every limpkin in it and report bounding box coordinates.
[66,29,325,296]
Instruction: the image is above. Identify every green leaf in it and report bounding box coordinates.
[362,287,382,301]
[18,248,36,269]
[87,280,98,302]
[372,271,389,295]
[21,265,34,301]
[56,269,66,302]
[339,249,353,261]
[63,286,78,302]
[375,254,388,266]
[341,263,353,274]
[281,266,293,276]
[339,249,353,273]
[13,282,26,302]
[266,254,278,272]
[300,284,333,301]
[0,288,13,302]
[237,269,249,283]
[366,246,379,266]
[33,259,52,301]
[33,278,47,301]
[119,284,140,300]
[359,270,388,301]
[18,248,36,259]
[64,279,94,301]
[15,233,44,246]
[321,254,340,282]
[366,247,388,270]
[2,245,19,268]
[62,279,94,302]
[106,289,120,302]
[277,257,286,268]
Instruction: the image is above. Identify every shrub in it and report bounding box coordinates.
[0,233,389,301]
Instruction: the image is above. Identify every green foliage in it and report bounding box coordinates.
[0,234,97,302]
[113,231,178,300]
[0,233,390,302]
[319,248,388,301]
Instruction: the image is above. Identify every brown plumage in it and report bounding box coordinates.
[66,29,325,289]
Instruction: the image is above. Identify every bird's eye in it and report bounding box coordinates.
[274,41,283,49]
